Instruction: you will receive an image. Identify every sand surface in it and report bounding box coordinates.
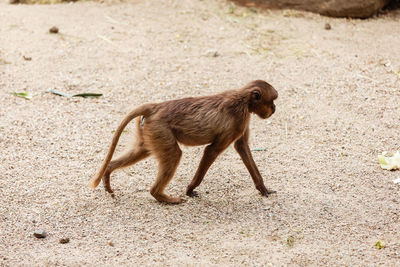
[1,0,400,265]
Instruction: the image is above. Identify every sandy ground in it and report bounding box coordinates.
[1,0,400,265]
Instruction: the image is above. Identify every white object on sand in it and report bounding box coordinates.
[378,151,400,171]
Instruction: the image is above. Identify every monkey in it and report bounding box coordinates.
[89,80,278,204]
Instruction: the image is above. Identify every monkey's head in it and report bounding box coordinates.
[247,80,278,119]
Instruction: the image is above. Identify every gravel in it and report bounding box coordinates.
[0,0,399,265]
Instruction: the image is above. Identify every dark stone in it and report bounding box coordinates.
[325,23,332,30]
[59,238,70,244]
[49,26,59,34]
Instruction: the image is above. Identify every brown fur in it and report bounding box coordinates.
[89,80,278,204]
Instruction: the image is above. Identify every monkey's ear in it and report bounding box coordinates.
[252,90,261,101]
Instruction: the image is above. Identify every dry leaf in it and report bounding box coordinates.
[374,240,385,249]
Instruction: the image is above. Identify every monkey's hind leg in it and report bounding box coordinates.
[102,144,150,196]
[149,142,183,204]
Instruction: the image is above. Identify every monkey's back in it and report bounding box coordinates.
[154,93,246,146]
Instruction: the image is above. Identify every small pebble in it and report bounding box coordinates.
[108,241,114,247]
[59,238,70,244]
[23,56,32,61]
[33,230,47,238]
[49,26,59,34]
[324,23,331,30]
[204,50,219,57]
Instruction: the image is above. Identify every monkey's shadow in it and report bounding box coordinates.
[105,185,279,225]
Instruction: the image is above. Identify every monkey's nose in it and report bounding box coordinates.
[271,103,276,114]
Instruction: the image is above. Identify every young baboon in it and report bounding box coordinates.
[90,80,278,204]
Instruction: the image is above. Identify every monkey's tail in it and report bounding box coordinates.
[89,104,153,189]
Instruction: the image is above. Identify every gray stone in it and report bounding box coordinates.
[33,230,47,239]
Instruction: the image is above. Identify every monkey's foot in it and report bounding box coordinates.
[102,188,115,198]
[103,186,113,193]
[103,185,115,196]
[152,193,183,204]
[186,190,199,197]
[102,173,114,194]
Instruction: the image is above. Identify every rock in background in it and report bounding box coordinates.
[233,0,392,18]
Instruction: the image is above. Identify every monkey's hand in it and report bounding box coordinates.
[257,185,277,196]
[186,189,200,197]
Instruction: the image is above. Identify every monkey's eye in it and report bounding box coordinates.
[252,90,261,101]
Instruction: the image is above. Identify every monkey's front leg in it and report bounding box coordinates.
[234,131,276,196]
[186,141,229,197]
